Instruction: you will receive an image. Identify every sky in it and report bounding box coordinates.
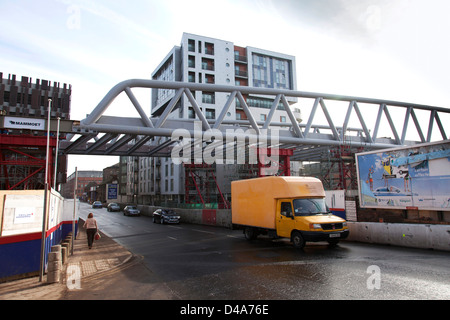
[1,0,449,176]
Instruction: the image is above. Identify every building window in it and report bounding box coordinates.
[204,74,215,84]
[202,92,215,104]
[235,66,248,78]
[202,58,214,71]
[188,55,195,68]
[188,39,195,52]
[3,91,10,103]
[247,96,284,110]
[280,116,286,123]
[251,53,292,89]
[188,107,195,119]
[260,114,267,121]
[234,50,247,63]
[205,42,214,55]
[188,72,195,83]
[205,108,215,119]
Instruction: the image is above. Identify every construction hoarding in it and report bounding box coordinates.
[0,189,78,280]
[356,140,450,211]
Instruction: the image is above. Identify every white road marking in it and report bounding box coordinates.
[192,229,215,235]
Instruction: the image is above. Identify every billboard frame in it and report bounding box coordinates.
[355,140,450,212]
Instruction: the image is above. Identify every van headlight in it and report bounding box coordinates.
[309,223,321,230]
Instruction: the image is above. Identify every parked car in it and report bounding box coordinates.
[107,202,120,212]
[92,201,102,209]
[123,205,140,216]
[152,209,181,224]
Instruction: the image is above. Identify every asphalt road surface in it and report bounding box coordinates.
[80,203,450,300]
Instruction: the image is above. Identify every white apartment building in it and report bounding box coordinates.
[134,33,299,206]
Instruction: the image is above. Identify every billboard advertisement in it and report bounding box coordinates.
[356,140,450,211]
[107,184,118,200]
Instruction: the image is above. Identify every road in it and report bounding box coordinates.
[79,203,450,300]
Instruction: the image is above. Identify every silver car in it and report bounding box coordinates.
[107,202,120,212]
[123,205,140,216]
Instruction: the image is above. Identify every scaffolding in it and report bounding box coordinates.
[257,148,293,177]
[184,148,294,208]
[184,163,229,209]
[300,145,365,191]
[0,135,56,190]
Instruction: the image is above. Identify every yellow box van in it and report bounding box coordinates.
[231,176,349,248]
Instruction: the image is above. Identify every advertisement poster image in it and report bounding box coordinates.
[356,142,450,211]
[107,184,118,200]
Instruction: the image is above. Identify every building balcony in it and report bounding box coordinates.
[234,55,248,63]
[204,74,215,84]
[202,64,215,71]
[235,70,248,78]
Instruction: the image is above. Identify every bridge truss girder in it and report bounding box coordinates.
[59,79,449,162]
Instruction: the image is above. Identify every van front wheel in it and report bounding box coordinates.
[291,231,305,249]
[244,227,257,240]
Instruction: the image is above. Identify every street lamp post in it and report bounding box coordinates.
[39,99,52,282]
[71,167,78,255]
[53,117,60,190]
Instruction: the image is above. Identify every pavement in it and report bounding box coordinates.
[0,220,178,300]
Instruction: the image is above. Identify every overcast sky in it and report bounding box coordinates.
[1,0,449,174]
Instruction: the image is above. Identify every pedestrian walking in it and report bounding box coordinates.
[83,212,98,249]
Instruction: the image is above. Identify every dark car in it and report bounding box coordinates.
[123,205,140,216]
[92,201,102,209]
[107,202,120,212]
[152,209,181,224]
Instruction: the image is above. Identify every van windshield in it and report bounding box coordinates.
[293,198,330,216]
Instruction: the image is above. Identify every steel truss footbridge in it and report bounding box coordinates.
[59,79,449,162]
